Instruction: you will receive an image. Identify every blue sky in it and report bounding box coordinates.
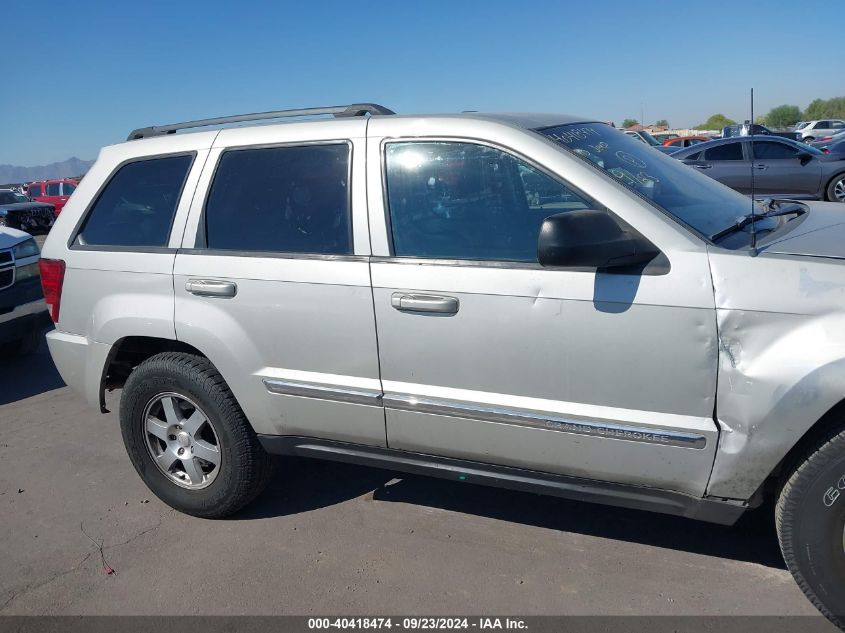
[2,0,843,166]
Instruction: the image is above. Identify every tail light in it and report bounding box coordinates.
[39,258,66,323]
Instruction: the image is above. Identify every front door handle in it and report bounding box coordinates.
[692,164,712,170]
[754,164,768,170]
[186,279,237,298]
[391,293,459,314]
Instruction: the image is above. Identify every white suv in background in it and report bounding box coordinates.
[798,119,845,142]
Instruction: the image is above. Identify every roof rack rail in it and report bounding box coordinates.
[127,103,395,141]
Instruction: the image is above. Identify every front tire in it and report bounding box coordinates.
[777,426,845,628]
[120,352,274,518]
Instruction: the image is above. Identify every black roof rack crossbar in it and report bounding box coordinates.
[127,103,395,140]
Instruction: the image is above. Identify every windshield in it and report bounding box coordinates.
[0,191,29,205]
[538,122,759,239]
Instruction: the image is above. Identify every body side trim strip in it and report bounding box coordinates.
[263,378,383,407]
[261,377,705,449]
[384,393,706,449]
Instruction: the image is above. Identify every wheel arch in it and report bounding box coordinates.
[825,170,845,202]
[99,336,210,413]
[764,397,845,497]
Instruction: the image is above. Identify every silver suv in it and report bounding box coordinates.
[42,103,845,626]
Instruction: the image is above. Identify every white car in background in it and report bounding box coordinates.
[798,119,845,142]
[0,227,47,356]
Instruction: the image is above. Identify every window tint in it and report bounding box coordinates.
[76,154,192,247]
[684,151,702,161]
[204,144,351,254]
[704,142,744,161]
[63,182,76,195]
[753,141,801,159]
[29,185,42,197]
[46,183,61,196]
[385,142,592,262]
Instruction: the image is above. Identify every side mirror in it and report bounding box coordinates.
[537,210,660,270]
[797,152,813,165]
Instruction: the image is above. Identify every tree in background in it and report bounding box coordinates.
[695,113,736,130]
[622,119,639,128]
[764,104,802,128]
[655,119,669,127]
[803,97,845,120]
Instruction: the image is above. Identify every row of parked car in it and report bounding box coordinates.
[626,122,845,203]
[0,179,79,357]
[0,178,78,233]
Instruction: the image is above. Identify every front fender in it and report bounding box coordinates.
[707,249,845,499]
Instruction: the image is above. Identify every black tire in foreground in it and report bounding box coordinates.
[777,426,845,630]
[120,352,274,518]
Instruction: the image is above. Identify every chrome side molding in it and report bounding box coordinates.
[262,378,706,449]
[263,379,383,407]
[383,394,707,450]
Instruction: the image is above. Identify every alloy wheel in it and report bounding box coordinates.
[143,392,221,489]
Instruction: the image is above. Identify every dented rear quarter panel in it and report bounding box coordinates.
[707,247,845,499]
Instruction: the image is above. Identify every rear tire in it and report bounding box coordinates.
[826,173,845,203]
[776,425,845,629]
[120,352,274,518]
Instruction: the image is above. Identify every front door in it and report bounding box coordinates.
[751,140,822,197]
[366,119,720,496]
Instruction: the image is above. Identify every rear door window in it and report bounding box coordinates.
[704,143,744,161]
[46,183,62,196]
[62,182,77,195]
[203,143,352,254]
[75,154,193,247]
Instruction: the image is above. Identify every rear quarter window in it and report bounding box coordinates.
[74,154,193,248]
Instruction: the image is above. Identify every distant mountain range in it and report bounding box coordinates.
[0,157,94,184]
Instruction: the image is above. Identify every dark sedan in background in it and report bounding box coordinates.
[0,190,56,233]
[672,136,845,202]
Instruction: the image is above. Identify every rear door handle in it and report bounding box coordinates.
[186,279,237,298]
[391,293,459,314]
[754,164,768,170]
[692,164,712,170]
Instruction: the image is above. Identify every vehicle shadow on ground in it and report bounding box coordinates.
[0,329,65,405]
[242,456,785,570]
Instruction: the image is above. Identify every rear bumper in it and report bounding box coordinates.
[46,330,112,409]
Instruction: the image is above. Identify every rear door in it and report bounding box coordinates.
[751,140,822,197]
[692,141,750,193]
[174,119,385,445]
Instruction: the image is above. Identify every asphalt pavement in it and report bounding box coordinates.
[0,327,833,623]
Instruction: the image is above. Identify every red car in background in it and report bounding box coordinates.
[662,135,711,149]
[27,179,78,216]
